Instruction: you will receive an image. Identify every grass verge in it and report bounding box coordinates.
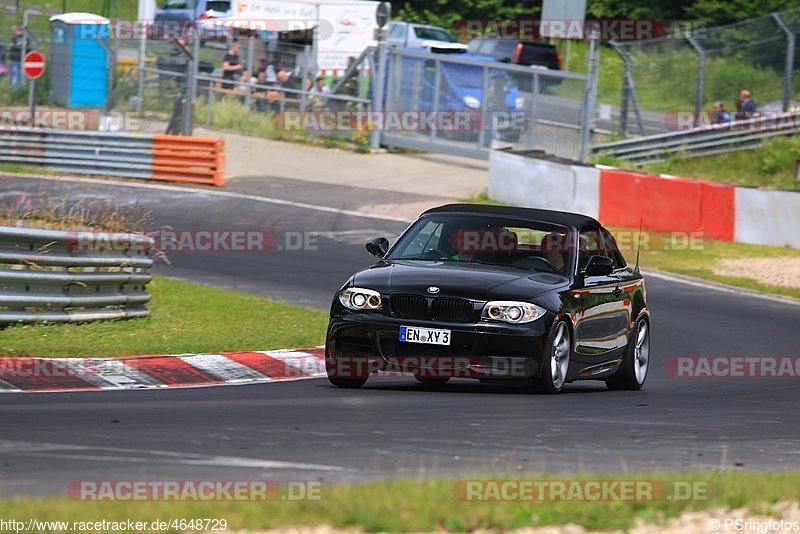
[193,99,371,152]
[631,230,800,299]
[0,276,328,357]
[463,192,800,299]
[1,472,798,533]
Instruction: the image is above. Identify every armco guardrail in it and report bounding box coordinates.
[0,226,154,324]
[0,128,225,186]
[592,111,800,165]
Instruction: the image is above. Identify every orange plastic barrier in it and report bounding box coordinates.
[150,135,225,186]
[599,170,734,241]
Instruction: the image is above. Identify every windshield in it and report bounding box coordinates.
[442,63,484,88]
[160,0,195,8]
[205,0,230,11]
[388,214,574,275]
[414,27,457,43]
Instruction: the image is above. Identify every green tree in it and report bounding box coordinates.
[686,0,800,24]
[394,0,540,31]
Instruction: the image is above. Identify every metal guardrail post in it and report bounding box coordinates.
[477,65,489,150]
[684,31,706,127]
[299,44,310,113]
[185,36,200,135]
[773,12,795,113]
[430,57,441,143]
[97,38,115,113]
[578,34,599,161]
[609,41,630,134]
[527,71,539,149]
[370,46,385,149]
[244,37,256,109]
[206,81,213,127]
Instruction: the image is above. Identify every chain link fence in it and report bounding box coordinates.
[0,5,53,107]
[381,47,589,159]
[4,7,591,159]
[613,7,800,136]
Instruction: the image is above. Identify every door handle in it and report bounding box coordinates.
[612,286,623,298]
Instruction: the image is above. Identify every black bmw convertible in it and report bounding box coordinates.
[325,204,651,393]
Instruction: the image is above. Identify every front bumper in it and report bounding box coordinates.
[326,311,552,380]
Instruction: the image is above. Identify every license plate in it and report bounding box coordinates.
[399,326,451,345]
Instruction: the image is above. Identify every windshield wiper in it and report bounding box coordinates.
[394,256,454,262]
[474,261,536,272]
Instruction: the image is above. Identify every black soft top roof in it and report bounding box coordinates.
[421,204,600,229]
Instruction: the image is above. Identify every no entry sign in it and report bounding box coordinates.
[22,51,46,80]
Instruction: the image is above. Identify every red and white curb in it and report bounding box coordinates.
[0,348,326,393]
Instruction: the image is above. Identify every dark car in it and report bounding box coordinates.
[325,204,651,394]
[467,39,562,93]
[466,39,562,70]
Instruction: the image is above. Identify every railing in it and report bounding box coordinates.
[0,127,225,186]
[0,226,154,324]
[591,111,800,165]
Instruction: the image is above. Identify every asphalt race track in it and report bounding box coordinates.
[1,175,798,498]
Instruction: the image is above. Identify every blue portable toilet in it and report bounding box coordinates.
[49,13,110,108]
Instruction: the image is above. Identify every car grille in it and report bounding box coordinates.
[431,298,474,322]
[390,295,427,319]
[389,296,474,323]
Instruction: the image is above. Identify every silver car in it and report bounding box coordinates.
[387,21,467,50]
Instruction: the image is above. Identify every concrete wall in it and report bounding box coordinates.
[488,149,800,249]
[735,187,800,248]
[488,150,600,219]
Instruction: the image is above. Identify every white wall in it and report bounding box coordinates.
[735,187,800,249]
[488,150,600,219]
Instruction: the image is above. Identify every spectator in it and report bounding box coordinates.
[277,69,301,91]
[253,71,270,112]
[309,76,328,107]
[235,70,254,94]
[221,42,242,90]
[264,59,279,84]
[736,89,757,115]
[310,76,329,96]
[9,26,25,89]
[713,101,730,124]
[345,56,359,79]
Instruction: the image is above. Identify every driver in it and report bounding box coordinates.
[452,227,481,262]
[540,233,567,273]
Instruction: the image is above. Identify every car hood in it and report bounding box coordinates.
[352,260,569,302]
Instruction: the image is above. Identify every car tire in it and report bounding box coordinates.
[327,376,368,388]
[605,317,650,391]
[325,353,368,388]
[414,376,450,386]
[531,319,571,394]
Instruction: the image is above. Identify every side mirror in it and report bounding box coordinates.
[366,237,390,258]
[583,255,614,277]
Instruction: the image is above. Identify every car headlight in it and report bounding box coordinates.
[481,301,545,324]
[339,287,382,311]
[515,96,525,110]
[463,95,481,109]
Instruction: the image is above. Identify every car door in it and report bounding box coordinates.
[601,226,641,340]
[572,227,630,361]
